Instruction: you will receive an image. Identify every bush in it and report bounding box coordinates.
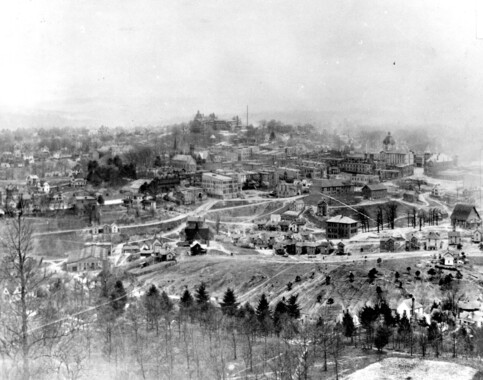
[286,282,293,291]
[295,275,302,283]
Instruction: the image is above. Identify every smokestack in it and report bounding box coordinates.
[411,296,415,319]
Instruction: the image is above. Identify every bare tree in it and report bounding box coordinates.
[0,214,52,379]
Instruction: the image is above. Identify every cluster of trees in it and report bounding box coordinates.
[2,216,483,379]
[350,301,475,359]
[86,157,136,187]
[407,207,443,230]
[355,202,398,233]
[0,216,347,379]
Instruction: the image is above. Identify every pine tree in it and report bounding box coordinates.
[195,282,210,311]
[143,285,162,332]
[286,294,301,319]
[110,280,127,316]
[273,299,288,335]
[342,310,355,343]
[220,288,238,317]
[256,293,271,322]
[348,272,354,283]
[374,324,391,352]
[180,288,194,308]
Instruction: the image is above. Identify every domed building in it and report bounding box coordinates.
[382,132,396,151]
[379,132,415,179]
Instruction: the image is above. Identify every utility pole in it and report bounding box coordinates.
[246,105,248,128]
[480,148,482,211]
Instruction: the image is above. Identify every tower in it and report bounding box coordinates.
[382,132,395,151]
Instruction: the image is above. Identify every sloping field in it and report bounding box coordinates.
[344,357,478,380]
[133,254,437,319]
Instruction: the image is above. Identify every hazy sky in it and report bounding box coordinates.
[0,0,482,127]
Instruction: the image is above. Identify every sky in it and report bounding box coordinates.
[0,0,482,127]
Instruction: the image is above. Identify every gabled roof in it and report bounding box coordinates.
[172,154,196,164]
[427,231,441,239]
[362,183,387,191]
[451,204,481,221]
[67,245,108,264]
[327,215,358,224]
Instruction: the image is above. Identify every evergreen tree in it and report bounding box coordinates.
[273,298,288,335]
[220,288,238,317]
[368,268,378,283]
[359,306,377,344]
[195,282,210,311]
[286,294,301,319]
[374,324,391,352]
[255,294,271,321]
[143,285,162,332]
[342,310,355,343]
[379,301,395,326]
[180,288,194,309]
[110,280,127,317]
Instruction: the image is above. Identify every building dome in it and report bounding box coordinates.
[383,132,395,147]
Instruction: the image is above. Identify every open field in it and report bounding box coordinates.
[130,245,483,320]
[345,357,478,380]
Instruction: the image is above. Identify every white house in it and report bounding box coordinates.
[442,251,455,266]
[38,181,50,194]
[397,298,423,320]
[473,229,482,244]
[270,213,281,223]
[431,185,444,197]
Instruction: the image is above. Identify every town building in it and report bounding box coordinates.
[326,215,358,239]
[65,245,109,272]
[171,155,197,172]
[361,184,388,200]
[448,230,462,246]
[184,217,211,245]
[319,179,354,196]
[201,172,241,199]
[451,204,481,229]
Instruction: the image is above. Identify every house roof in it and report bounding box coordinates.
[362,184,387,191]
[451,204,481,221]
[442,250,456,258]
[172,154,196,164]
[427,231,441,239]
[327,215,358,224]
[67,245,108,264]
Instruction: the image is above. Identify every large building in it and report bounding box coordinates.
[378,132,414,178]
[326,215,359,239]
[319,179,354,196]
[171,155,197,172]
[451,204,481,229]
[201,172,241,199]
[361,184,388,200]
